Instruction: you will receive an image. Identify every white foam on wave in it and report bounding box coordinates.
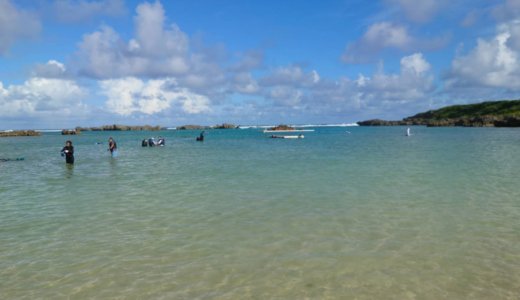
[239,123,359,129]
[35,130,63,132]
[238,125,275,129]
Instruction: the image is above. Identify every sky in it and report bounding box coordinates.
[1,0,520,129]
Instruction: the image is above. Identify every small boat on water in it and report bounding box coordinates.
[406,128,411,136]
[270,134,304,139]
[264,129,314,133]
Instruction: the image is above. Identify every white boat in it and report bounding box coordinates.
[283,135,304,139]
[270,134,304,139]
[263,129,314,133]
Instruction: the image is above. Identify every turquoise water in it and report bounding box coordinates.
[1,127,520,299]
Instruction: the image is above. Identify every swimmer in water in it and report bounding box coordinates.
[61,140,74,164]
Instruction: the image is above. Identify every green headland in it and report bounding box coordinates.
[358,100,520,127]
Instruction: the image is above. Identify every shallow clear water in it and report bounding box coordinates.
[1,127,520,299]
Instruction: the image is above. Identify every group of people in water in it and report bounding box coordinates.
[142,136,165,147]
[60,137,117,165]
[58,132,205,165]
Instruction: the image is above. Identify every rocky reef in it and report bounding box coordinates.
[426,116,520,127]
[268,125,296,131]
[211,123,237,129]
[0,130,42,137]
[62,130,82,135]
[75,125,163,131]
[357,116,520,127]
[177,125,206,130]
[357,119,428,126]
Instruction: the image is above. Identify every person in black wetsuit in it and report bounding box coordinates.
[142,139,148,147]
[148,137,155,147]
[196,132,204,141]
[61,141,74,164]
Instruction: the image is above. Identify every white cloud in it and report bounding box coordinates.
[0,0,41,56]
[359,55,434,104]
[259,66,319,88]
[244,53,435,117]
[230,72,260,94]
[99,77,212,116]
[71,0,232,99]
[176,54,226,92]
[401,53,431,74]
[31,60,70,78]
[340,22,449,64]
[73,1,192,79]
[0,77,87,117]
[310,53,434,115]
[130,1,188,58]
[52,0,127,24]
[506,23,520,51]
[386,0,448,23]
[268,86,305,107]
[445,24,520,91]
[74,24,191,78]
[230,50,265,71]
[1,1,449,125]
[492,0,520,22]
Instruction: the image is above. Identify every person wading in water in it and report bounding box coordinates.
[108,137,117,157]
[61,141,74,164]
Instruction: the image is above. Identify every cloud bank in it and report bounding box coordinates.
[2,0,520,128]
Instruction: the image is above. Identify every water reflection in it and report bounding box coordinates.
[109,157,117,176]
[65,164,74,178]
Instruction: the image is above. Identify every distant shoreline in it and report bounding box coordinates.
[357,100,520,127]
[357,116,520,127]
[1,123,360,133]
[0,130,41,137]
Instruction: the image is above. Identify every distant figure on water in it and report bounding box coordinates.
[406,128,410,137]
[148,137,155,147]
[61,140,74,164]
[157,136,165,146]
[196,132,204,141]
[1,158,24,162]
[142,139,148,147]
[108,138,117,157]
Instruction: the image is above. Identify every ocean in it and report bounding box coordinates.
[1,126,520,299]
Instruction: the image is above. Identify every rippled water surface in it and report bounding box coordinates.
[1,127,520,299]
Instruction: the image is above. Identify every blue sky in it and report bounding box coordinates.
[1,0,520,129]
